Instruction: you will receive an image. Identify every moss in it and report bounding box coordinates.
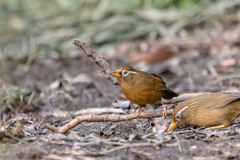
[0,142,14,152]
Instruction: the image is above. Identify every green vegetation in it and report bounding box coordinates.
[0,143,14,152]
[2,84,30,103]
[0,0,216,61]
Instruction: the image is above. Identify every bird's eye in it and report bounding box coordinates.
[174,105,188,121]
[122,70,129,77]
[175,113,181,121]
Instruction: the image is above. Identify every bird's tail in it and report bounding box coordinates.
[162,88,178,99]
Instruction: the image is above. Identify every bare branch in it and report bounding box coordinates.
[44,92,212,134]
[73,40,118,84]
[162,92,209,104]
[45,109,173,134]
[73,108,125,116]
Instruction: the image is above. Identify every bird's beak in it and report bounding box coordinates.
[167,121,178,132]
[111,72,121,77]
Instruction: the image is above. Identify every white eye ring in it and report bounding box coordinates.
[122,70,137,77]
[175,106,188,121]
[175,113,181,121]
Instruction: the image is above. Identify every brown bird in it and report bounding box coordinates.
[168,93,240,131]
[111,66,178,117]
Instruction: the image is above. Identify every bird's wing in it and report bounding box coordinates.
[189,93,240,110]
[150,73,167,91]
[211,94,240,110]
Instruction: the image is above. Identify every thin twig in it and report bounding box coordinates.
[209,73,240,85]
[72,108,125,116]
[162,92,209,104]
[45,110,173,134]
[73,40,118,84]
[173,133,182,152]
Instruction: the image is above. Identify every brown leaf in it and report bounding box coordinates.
[128,43,172,64]
[220,58,237,67]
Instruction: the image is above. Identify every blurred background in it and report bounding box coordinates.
[0,0,240,159]
[1,0,240,89]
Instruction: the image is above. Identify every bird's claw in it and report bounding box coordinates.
[162,105,167,118]
[136,108,141,118]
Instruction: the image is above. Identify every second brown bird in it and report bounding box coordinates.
[111,66,178,117]
[168,93,240,131]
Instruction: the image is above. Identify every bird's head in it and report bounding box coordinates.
[111,66,139,84]
[168,104,190,132]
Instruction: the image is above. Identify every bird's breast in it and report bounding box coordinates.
[120,83,162,105]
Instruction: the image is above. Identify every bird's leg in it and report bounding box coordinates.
[205,122,230,130]
[161,100,167,118]
[136,105,146,118]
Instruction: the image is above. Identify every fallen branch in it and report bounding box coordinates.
[45,93,212,134]
[72,108,125,116]
[73,40,118,84]
[162,92,209,104]
[45,109,173,134]
[113,92,209,109]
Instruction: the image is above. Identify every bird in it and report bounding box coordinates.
[168,93,240,131]
[111,66,178,118]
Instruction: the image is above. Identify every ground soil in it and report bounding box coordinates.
[0,42,240,160]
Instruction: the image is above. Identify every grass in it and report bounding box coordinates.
[2,84,30,103]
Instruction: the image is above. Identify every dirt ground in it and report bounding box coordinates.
[1,38,240,159]
[1,1,240,160]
